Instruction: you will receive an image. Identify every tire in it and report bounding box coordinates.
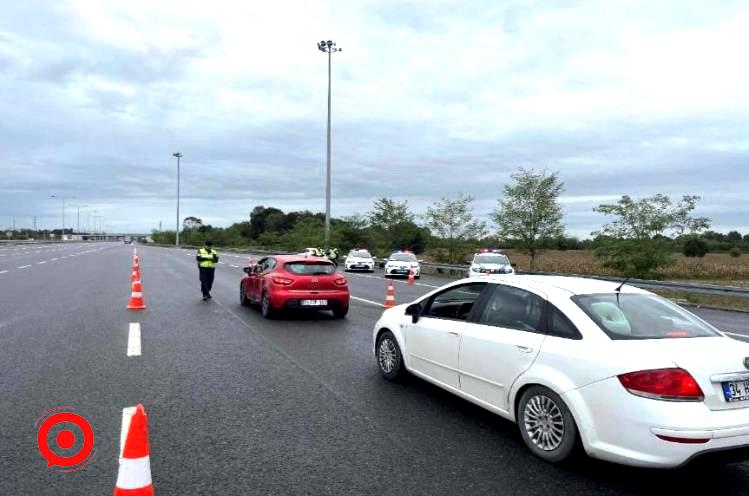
[332,305,349,319]
[260,291,274,319]
[239,282,250,306]
[376,331,404,380]
[517,386,579,464]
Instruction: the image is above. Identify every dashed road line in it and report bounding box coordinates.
[0,270,7,274]
[230,264,239,268]
[37,261,47,264]
[127,323,142,356]
[17,265,31,269]
[350,295,385,307]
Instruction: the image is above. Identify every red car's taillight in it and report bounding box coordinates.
[618,368,704,402]
[272,276,294,285]
[334,278,347,286]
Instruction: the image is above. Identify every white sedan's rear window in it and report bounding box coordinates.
[573,293,720,340]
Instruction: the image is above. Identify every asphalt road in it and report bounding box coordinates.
[2,241,749,495]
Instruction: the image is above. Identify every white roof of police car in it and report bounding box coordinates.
[459,274,650,298]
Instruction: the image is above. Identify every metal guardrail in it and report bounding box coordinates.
[144,243,749,298]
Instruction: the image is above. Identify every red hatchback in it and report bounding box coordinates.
[240,255,350,318]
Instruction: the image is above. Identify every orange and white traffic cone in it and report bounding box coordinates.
[132,279,142,293]
[131,268,141,283]
[383,281,396,308]
[407,268,415,286]
[127,282,146,310]
[132,256,140,271]
[114,404,154,496]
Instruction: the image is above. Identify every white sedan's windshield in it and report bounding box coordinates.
[390,253,417,262]
[573,293,720,340]
[348,250,372,258]
[474,254,509,265]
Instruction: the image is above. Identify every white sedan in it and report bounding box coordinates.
[372,275,749,468]
[384,251,421,278]
[344,249,375,272]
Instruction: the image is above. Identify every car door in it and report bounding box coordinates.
[458,284,547,413]
[250,257,274,300]
[404,282,488,390]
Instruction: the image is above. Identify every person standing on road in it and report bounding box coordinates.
[196,240,219,301]
[327,247,339,267]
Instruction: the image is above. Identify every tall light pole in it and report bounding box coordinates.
[317,39,341,246]
[173,152,182,246]
[73,204,88,233]
[49,194,65,239]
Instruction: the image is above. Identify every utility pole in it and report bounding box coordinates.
[173,152,182,246]
[33,216,37,232]
[317,39,342,247]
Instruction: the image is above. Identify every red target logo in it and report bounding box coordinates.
[36,407,95,472]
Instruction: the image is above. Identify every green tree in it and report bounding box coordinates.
[593,194,710,277]
[368,198,415,231]
[492,168,565,271]
[426,194,486,263]
[682,236,708,257]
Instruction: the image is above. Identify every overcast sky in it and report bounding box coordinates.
[1,0,748,237]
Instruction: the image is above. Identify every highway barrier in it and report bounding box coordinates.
[145,243,749,299]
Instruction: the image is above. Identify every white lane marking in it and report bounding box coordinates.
[17,265,30,269]
[119,406,137,459]
[230,264,239,268]
[345,271,440,288]
[37,261,47,264]
[127,323,142,356]
[725,331,749,339]
[351,295,385,307]
[218,261,225,264]
[51,258,58,261]
[0,270,7,274]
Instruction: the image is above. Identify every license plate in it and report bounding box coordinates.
[301,299,328,306]
[722,380,749,402]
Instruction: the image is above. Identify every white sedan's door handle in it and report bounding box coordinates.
[515,345,534,353]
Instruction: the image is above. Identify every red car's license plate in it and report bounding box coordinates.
[301,299,328,306]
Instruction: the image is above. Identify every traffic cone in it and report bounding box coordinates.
[383,281,396,308]
[131,268,141,283]
[132,279,142,293]
[407,268,415,286]
[132,256,140,270]
[114,404,154,496]
[127,282,146,310]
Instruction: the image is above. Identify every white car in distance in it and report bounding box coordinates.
[384,251,421,278]
[344,249,375,272]
[468,251,514,277]
[372,274,749,468]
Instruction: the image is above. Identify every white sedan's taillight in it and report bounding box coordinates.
[618,368,704,402]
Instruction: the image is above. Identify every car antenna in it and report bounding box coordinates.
[615,277,630,306]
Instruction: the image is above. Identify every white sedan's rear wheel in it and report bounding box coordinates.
[517,386,578,463]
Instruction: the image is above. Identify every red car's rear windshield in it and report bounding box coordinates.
[285,262,336,275]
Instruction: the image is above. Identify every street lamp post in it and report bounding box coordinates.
[74,204,88,233]
[317,39,341,247]
[49,195,65,239]
[173,152,182,246]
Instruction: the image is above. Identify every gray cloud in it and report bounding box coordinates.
[1,0,748,238]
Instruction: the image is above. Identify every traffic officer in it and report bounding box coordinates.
[327,247,339,266]
[196,240,219,300]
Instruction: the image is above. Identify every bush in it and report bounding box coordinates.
[730,246,742,258]
[682,237,708,257]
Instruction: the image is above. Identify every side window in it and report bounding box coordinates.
[266,258,277,271]
[547,304,582,340]
[423,283,487,321]
[479,285,545,333]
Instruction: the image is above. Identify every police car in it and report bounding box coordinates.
[344,249,375,272]
[384,251,421,278]
[468,250,514,277]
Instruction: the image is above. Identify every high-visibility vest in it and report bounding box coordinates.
[198,248,216,268]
